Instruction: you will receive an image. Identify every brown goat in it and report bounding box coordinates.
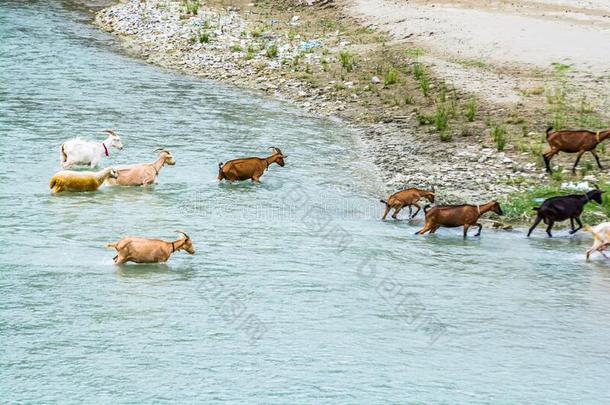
[416,200,503,238]
[380,187,435,219]
[107,230,195,264]
[218,147,286,183]
[543,127,610,173]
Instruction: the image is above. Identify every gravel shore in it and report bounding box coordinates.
[95,0,559,203]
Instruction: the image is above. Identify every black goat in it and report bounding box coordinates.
[527,187,604,237]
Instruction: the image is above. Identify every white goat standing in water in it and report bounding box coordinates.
[60,129,123,168]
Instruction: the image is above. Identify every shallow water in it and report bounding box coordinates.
[2,1,610,403]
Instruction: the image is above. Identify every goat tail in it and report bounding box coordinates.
[546,126,554,138]
[423,204,431,213]
[106,242,117,249]
[380,199,388,206]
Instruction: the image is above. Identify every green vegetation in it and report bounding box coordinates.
[229,44,242,52]
[384,67,398,85]
[465,98,477,122]
[244,44,256,60]
[197,30,210,44]
[266,43,278,58]
[434,103,448,132]
[413,63,425,80]
[182,0,200,15]
[419,75,430,97]
[490,122,508,151]
[339,50,355,73]
[405,47,425,59]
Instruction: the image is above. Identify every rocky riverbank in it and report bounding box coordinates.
[94,0,607,207]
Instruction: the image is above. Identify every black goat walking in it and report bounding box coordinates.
[527,187,604,237]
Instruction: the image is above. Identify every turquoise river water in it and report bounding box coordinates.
[1,1,610,403]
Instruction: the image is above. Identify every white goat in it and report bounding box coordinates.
[60,129,123,168]
[585,223,610,260]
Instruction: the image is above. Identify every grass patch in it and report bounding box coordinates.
[384,67,398,85]
[266,43,278,58]
[434,103,449,132]
[413,63,425,80]
[182,0,199,15]
[229,44,242,52]
[419,75,430,97]
[339,50,355,73]
[465,98,477,122]
[490,122,508,151]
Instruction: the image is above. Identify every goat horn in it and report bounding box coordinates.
[103,129,117,136]
[175,230,190,239]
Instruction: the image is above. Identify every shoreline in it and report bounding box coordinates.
[93,0,610,224]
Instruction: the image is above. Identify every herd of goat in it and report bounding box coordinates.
[51,126,610,263]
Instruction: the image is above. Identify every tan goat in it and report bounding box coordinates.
[107,149,176,186]
[380,187,435,219]
[107,230,195,264]
[50,167,118,193]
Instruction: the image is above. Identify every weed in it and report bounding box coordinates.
[384,66,398,85]
[266,43,278,58]
[339,50,355,73]
[182,0,199,15]
[416,112,433,125]
[465,98,477,122]
[413,63,425,80]
[229,44,242,52]
[194,29,209,43]
[440,131,452,142]
[490,122,508,151]
[419,75,430,97]
[404,93,413,105]
[434,103,449,132]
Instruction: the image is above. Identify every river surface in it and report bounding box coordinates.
[2,1,610,403]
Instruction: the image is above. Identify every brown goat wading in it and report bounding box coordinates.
[218,147,286,183]
[543,127,610,174]
[416,200,503,238]
[107,231,195,264]
[381,187,435,219]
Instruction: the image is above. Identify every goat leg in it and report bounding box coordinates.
[545,220,555,237]
[591,150,604,170]
[463,224,470,239]
[570,217,583,234]
[381,205,391,220]
[411,203,421,218]
[392,204,403,220]
[572,150,585,174]
[527,216,543,237]
[474,223,483,237]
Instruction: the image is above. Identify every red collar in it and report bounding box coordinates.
[102,143,109,157]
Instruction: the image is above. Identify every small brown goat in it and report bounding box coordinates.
[543,127,610,173]
[218,147,286,183]
[107,230,195,264]
[380,187,435,219]
[416,200,503,238]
